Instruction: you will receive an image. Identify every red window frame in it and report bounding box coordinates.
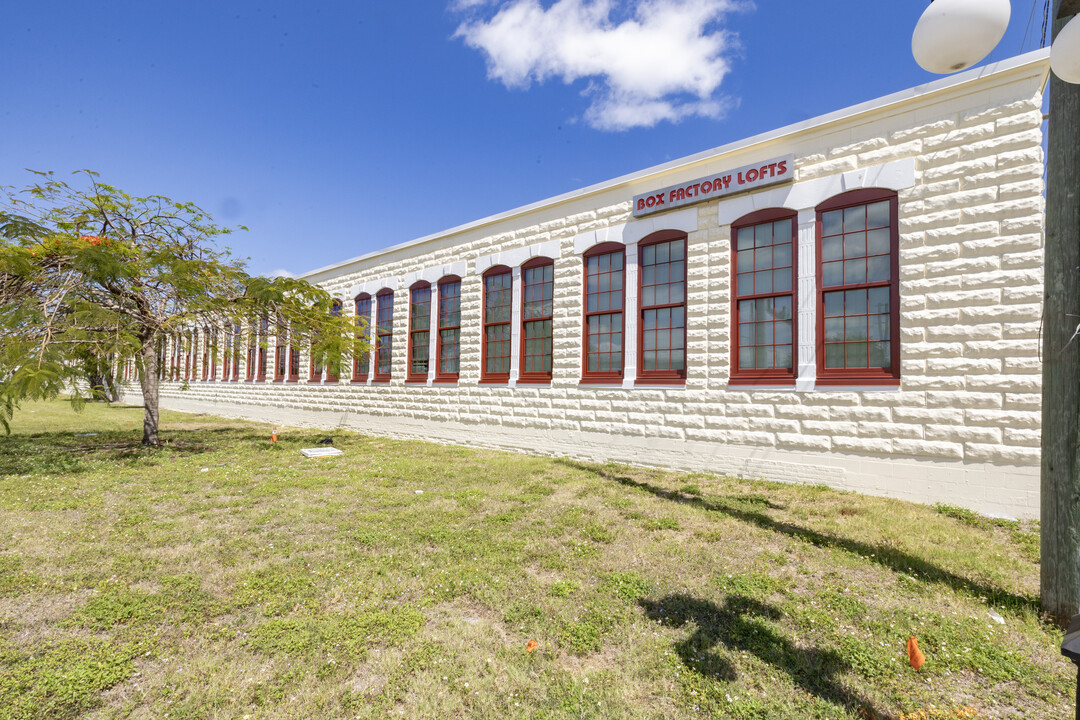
[245,321,256,381]
[520,257,554,384]
[199,328,209,381]
[256,315,269,381]
[309,341,323,381]
[222,332,232,382]
[353,293,372,382]
[185,330,194,381]
[815,188,900,386]
[435,276,461,383]
[730,209,798,386]
[287,336,299,382]
[230,323,241,381]
[637,230,687,385]
[481,266,512,384]
[374,289,394,382]
[324,300,342,382]
[581,243,625,384]
[274,319,288,382]
[407,282,432,383]
[208,327,217,381]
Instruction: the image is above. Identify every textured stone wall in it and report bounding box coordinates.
[148,56,1048,518]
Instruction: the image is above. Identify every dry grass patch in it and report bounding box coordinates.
[0,399,1071,719]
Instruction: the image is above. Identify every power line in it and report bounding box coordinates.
[1041,0,1052,48]
[1022,0,1040,52]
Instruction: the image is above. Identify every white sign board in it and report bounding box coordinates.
[631,154,795,218]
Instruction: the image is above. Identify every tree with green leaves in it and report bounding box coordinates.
[0,170,361,445]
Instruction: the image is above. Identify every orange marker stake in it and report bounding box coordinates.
[906,636,925,671]
[271,427,278,443]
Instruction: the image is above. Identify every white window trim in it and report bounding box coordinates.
[403,261,467,288]
[347,277,398,301]
[716,158,915,226]
[475,239,561,276]
[572,207,698,256]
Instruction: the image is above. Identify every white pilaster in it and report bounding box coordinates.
[622,242,639,388]
[427,287,438,385]
[796,210,817,392]
[509,266,522,386]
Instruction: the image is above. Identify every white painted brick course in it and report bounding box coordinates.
[890,119,956,143]
[1003,393,1041,410]
[892,438,965,460]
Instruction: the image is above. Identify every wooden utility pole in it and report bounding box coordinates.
[1042,0,1080,624]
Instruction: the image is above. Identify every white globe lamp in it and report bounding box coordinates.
[1051,13,1080,83]
[912,0,1012,74]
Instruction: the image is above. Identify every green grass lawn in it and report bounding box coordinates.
[0,399,1071,719]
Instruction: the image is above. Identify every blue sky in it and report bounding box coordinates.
[1,1,1048,277]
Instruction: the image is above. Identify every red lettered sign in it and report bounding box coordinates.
[632,154,794,218]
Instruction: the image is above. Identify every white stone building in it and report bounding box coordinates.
[154,50,1051,518]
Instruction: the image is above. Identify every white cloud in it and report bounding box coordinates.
[454,0,743,131]
[451,0,495,9]
[268,269,296,279]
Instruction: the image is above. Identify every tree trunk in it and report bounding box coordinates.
[87,373,109,402]
[139,340,161,446]
[1041,0,1080,624]
[105,355,120,403]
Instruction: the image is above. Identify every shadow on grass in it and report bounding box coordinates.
[641,593,880,716]
[558,459,1039,615]
[0,426,259,477]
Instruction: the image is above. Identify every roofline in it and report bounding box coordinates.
[299,48,1051,281]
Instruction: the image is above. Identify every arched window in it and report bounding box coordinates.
[407,282,432,382]
[816,188,900,386]
[288,326,299,382]
[481,266,512,384]
[353,293,372,382]
[246,320,257,381]
[274,318,288,382]
[220,330,231,381]
[207,326,216,381]
[374,289,394,382]
[157,337,167,381]
[731,208,797,385]
[199,327,209,381]
[638,230,687,384]
[520,257,555,383]
[435,276,461,383]
[325,300,342,382]
[309,300,343,382]
[582,243,625,383]
[231,323,241,381]
[202,327,210,380]
[186,329,195,381]
[257,315,269,381]
[171,335,180,381]
[309,325,324,382]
